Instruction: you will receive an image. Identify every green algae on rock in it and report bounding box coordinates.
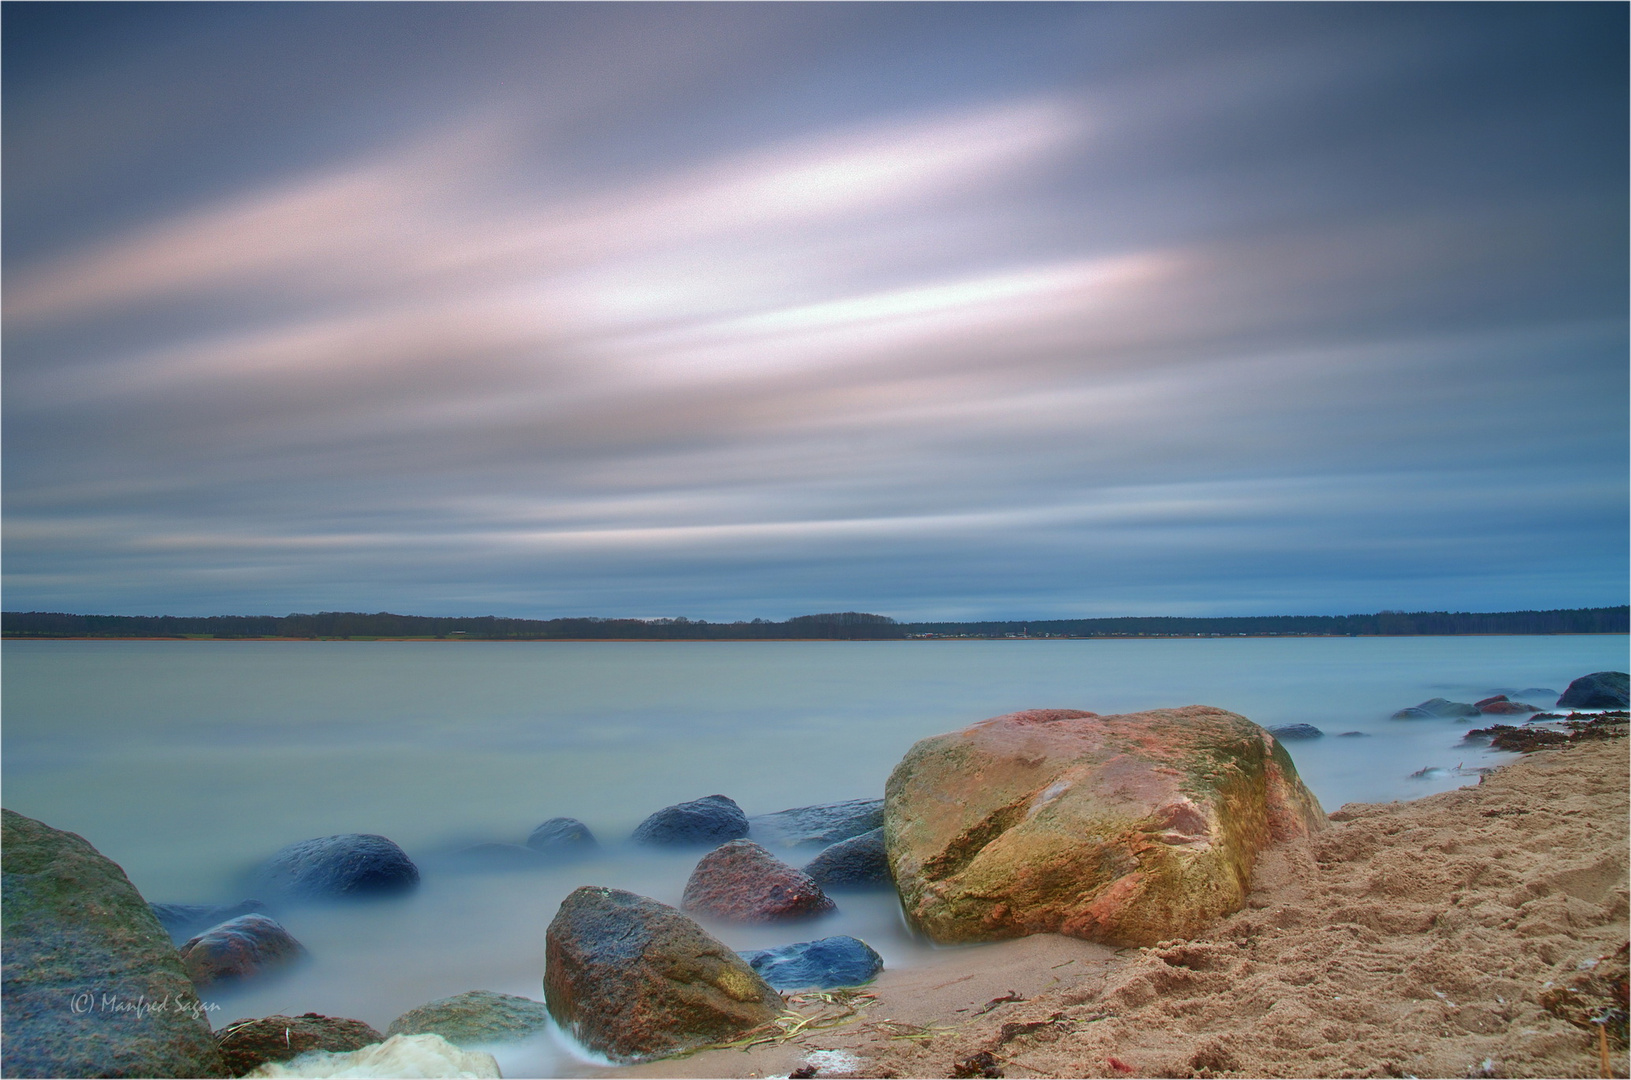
[1,808,227,1078]
[884,707,1327,947]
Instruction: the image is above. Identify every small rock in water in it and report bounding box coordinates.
[1391,707,1436,720]
[1557,671,1629,710]
[683,839,836,922]
[151,898,272,943]
[387,990,552,1045]
[525,817,598,857]
[802,828,890,889]
[255,834,420,901]
[1474,695,1539,715]
[748,799,884,849]
[544,886,782,1062]
[1410,698,1482,718]
[242,1033,498,1078]
[215,1013,384,1077]
[179,913,306,989]
[1266,723,1323,740]
[1336,731,1369,737]
[631,794,749,848]
[739,935,883,991]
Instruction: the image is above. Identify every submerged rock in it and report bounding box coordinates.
[179,913,306,989]
[1267,723,1323,740]
[682,839,836,922]
[151,898,272,944]
[739,936,883,991]
[1390,707,1435,720]
[2,808,226,1079]
[1336,731,1370,737]
[1405,698,1481,719]
[885,707,1328,947]
[802,828,890,889]
[1476,699,1539,715]
[242,1033,497,1078]
[256,834,419,901]
[631,795,749,848]
[748,799,885,849]
[525,817,598,857]
[387,990,552,1045]
[215,1013,383,1077]
[1557,671,1629,710]
[544,886,782,1062]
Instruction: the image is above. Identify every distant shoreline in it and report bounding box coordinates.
[6,632,1627,643]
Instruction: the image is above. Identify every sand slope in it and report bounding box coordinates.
[628,739,1627,1080]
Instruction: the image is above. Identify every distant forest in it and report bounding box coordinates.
[3,607,1626,640]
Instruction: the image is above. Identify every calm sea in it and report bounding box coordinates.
[4,636,1625,1076]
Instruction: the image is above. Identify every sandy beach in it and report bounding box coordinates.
[606,736,1628,1080]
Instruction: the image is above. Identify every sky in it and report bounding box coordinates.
[4,2,1626,622]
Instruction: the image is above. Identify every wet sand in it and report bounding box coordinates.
[606,737,1628,1079]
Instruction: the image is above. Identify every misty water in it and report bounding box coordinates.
[4,635,1626,1076]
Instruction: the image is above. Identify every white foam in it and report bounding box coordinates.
[243,1033,500,1078]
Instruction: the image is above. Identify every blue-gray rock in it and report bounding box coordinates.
[1416,698,1481,718]
[1390,707,1435,720]
[526,817,598,857]
[631,795,749,848]
[256,833,420,900]
[1336,731,1370,737]
[150,898,271,943]
[178,913,306,989]
[802,828,890,889]
[738,936,883,991]
[748,799,884,849]
[2,808,226,1078]
[1267,724,1323,740]
[1557,671,1629,710]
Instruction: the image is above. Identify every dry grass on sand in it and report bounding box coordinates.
[613,737,1628,1080]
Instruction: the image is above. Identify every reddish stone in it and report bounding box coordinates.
[885,707,1328,947]
[178,913,305,989]
[1474,695,1509,708]
[682,840,836,922]
[215,1013,382,1077]
[1479,701,1538,715]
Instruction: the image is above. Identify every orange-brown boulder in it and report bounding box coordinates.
[884,707,1327,947]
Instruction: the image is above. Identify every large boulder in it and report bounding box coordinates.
[525,817,598,857]
[1557,671,1629,710]
[748,799,884,849]
[386,990,552,1045]
[631,795,749,847]
[179,913,306,990]
[802,828,890,889]
[241,1033,497,1078]
[544,886,783,1062]
[739,936,883,991]
[885,707,1328,947]
[1,808,227,1078]
[255,834,419,901]
[215,1013,383,1077]
[681,840,836,922]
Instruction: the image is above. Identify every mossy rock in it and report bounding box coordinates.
[386,990,551,1045]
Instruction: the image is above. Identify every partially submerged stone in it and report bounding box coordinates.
[387,990,552,1045]
[151,898,272,944]
[242,1033,497,1078]
[631,795,749,847]
[256,834,419,901]
[885,707,1328,947]
[682,839,836,922]
[179,912,306,989]
[544,886,782,1062]
[739,936,883,991]
[1266,723,1323,740]
[803,828,890,889]
[215,1013,384,1077]
[1557,671,1629,710]
[2,808,226,1078]
[748,799,884,849]
[525,817,598,857]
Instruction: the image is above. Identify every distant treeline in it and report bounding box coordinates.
[2,606,1625,640]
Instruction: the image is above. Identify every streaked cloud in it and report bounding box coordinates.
[4,4,1624,618]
